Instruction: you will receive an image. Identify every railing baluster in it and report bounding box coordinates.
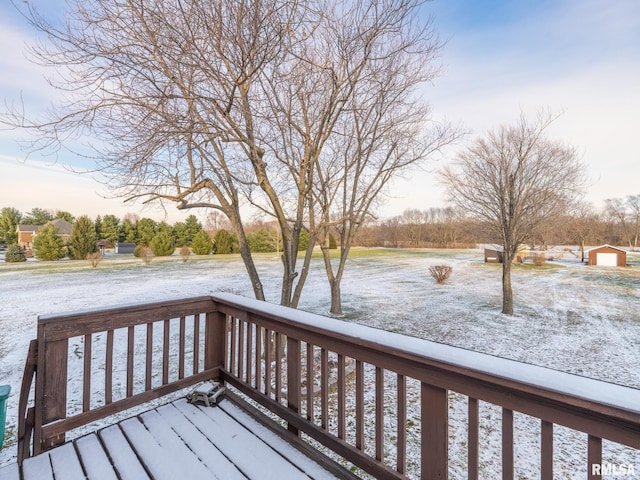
[82,334,91,412]
[245,321,252,384]
[238,320,245,380]
[397,373,406,475]
[421,383,448,480]
[338,354,345,440]
[126,326,134,397]
[229,317,237,375]
[178,316,185,380]
[162,320,170,385]
[321,348,328,430]
[355,360,364,451]
[306,343,314,421]
[287,336,300,436]
[265,328,272,397]
[376,366,384,462]
[255,325,262,391]
[275,332,282,403]
[105,330,114,404]
[541,420,553,480]
[193,313,200,374]
[588,435,602,480]
[145,323,153,390]
[468,397,479,480]
[502,408,514,480]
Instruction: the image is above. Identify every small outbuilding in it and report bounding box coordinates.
[484,246,504,263]
[582,244,627,266]
[115,242,136,254]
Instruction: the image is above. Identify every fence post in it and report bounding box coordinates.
[38,337,68,452]
[205,307,228,375]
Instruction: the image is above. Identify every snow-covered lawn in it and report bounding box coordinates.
[1,247,639,475]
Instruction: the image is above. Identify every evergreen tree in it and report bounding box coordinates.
[247,229,275,253]
[0,207,22,245]
[149,230,175,256]
[137,218,157,245]
[4,244,27,262]
[213,229,234,254]
[173,222,188,246]
[122,218,138,243]
[191,230,213,255]
[101,215,120,245]
[69,215,98,260]
[184,215,202,245]
[94,215,103,239]
[23,208,53,225]
[55,210,75,222]
[33,224,66,260]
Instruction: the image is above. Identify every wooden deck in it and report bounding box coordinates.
[0,396,349,480]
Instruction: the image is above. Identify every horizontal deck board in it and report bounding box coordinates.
[99,425,150,480]
[173,399,312,480]
[11,396,342,480]
[75,434,119,480]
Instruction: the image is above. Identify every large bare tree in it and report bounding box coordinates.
[439,112,587,315]
[4,0,448,309]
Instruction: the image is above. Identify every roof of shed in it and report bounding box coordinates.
[583,244,627,254]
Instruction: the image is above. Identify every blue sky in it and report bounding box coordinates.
[0,0,639,223]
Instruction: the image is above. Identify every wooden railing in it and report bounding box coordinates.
[18,296,225,462]
[17,293,640,479]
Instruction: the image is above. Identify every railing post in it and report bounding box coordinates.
[205,308,227,375]
[38,338,68,452]
[286,336,300,436]
[421,383,448,480]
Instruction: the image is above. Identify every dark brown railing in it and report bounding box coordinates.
[17,293,640,479]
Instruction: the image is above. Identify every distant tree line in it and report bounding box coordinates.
[0,207,317,261]
[353,197,640,252]
[3,196,640,262]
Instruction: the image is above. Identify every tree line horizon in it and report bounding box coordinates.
[3,192,638,253]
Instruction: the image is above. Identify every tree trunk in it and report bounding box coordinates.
[230,215,265,301]
[330,279,343,317]
[501,259,514,315]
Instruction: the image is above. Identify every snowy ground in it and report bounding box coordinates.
[1,247,639,476]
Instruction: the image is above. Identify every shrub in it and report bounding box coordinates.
[142,247,154,264]
[179,245,191,262]
[138,246,154,265]
[191,230,214,255]
[5,244,26,262]
[429,265,452,284]
[533,253,546,266]
[86,251,103,268]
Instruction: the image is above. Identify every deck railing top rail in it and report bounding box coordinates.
[211,292,640,420]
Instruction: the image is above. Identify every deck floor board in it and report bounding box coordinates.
[3,397,345,480]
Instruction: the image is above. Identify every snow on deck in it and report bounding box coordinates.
[0,398,343,480]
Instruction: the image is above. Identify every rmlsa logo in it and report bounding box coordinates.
[591,463,636,476]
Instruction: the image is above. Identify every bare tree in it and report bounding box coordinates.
[604,195,640,251]
[4,0,452,310]
[309,52,458,314]
[439,111,587,315]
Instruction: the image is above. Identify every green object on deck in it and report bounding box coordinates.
[0,385,10,449]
